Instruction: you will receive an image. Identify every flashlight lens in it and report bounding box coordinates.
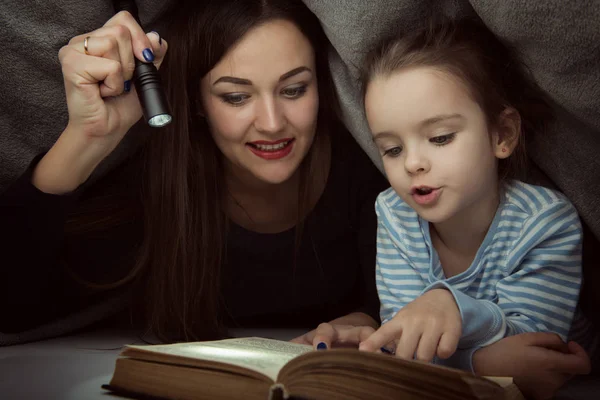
[148,114,173,128]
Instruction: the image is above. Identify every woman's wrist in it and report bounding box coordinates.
[32,125,107,194]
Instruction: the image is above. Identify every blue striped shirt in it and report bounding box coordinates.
[375,180,583,371]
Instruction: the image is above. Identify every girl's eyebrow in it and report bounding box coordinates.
[419,113,465,128]
[372,131,396,142]
[372,114,465,142]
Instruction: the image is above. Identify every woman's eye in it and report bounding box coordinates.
[430,132,456,145]
[282,85,307,99]
[221,94,250,106]
[383,147,402,157]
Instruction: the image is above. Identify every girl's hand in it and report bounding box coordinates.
[473,332,591,400]
[290,312,378,349]
[33,11,168,194]
[359,289,462,361]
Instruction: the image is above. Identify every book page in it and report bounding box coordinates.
[485,377,525,400]
[125,337,313,381]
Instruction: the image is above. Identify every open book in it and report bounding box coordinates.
[103,337,524,400]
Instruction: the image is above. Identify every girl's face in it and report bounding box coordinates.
[200,19,319,187]
[365,67,506,226]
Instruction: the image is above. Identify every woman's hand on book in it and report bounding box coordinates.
[33,11,168,194]
[472,332,590,400]
[290,312,378,349]
[359,288,461,361]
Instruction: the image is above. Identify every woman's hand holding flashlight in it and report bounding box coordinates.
[32,11,167,194]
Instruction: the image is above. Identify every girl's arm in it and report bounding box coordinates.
[365,194,582,370]
[429,200,582,370]
[375,191,429,324]
[360,196,461,359]
[472,332,591,400]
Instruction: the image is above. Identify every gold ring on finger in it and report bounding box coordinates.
[83,36,91,55]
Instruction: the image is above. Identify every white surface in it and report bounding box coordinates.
[0,328,306,400]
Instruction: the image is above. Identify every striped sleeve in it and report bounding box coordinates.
[495,199,582,341]
[437,199,582,371]
[376,218,413,324]
[443,199,582,355]
[375,193,428,325]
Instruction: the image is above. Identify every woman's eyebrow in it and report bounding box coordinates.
[213,76,252,86]
[212,66,312,86]
[279,66,312,81]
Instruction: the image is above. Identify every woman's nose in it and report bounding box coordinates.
[254,97,286,134]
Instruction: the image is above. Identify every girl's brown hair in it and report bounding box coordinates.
[66,0,339,342]
[360,17,554,181]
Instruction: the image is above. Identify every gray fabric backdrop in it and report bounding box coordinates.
[2,0,598,238]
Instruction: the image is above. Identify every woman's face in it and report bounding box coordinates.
[200,19,319,186]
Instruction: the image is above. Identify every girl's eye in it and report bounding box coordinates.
[281,85,308,99]
[383,147,402,157]
[221,94,250,106]
[430,132,456,146]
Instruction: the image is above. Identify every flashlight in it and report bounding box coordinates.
[113,0,172,128]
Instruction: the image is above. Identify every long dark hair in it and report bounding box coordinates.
[360,17,554,181]
[104,0,338,342]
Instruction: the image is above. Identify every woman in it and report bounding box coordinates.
[0,0,388,343]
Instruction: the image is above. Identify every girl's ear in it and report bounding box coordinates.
[492,107,521,159]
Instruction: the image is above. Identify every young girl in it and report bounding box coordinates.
[357,18,584,372]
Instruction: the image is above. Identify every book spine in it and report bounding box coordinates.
[268,383,289,400]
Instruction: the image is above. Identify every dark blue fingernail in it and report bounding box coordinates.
[142,48,155,62]
[124,80,131,93]
[316,342,327,350]
[151,31,162,45]
[381,347,394,355]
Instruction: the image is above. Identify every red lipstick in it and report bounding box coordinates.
[247,138,295,160]
[249,138,292,145]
